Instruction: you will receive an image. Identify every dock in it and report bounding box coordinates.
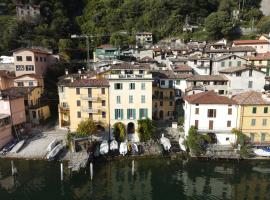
[68,151,89,172]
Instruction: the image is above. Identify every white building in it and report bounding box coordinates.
[212,54,248,75]
[187,55,211,75]
[107,63,153,142]
[136,32,153,48]
[232,40,270,54]
[219,66,266,95]
[184,91,238,145]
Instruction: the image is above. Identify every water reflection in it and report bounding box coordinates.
[0,159,270,200]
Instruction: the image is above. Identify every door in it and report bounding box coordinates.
[209,120,213,130]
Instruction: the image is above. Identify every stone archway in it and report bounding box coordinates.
[127,122,135,134]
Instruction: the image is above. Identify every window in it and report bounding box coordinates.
[116,96,121,104]
[141,83,145,90]
[88,88,92,97]
[88,101,92,109]
[139,70,144,74]
[16,65,24,71]
[16,56,22,61]
[35,57,38,61]
[76,100,81,107]
[248,81,253,88]
[262,119,267,126]
[44,57,47,62]
[261,133,266,142]
[129,83,135,90]
[250,133,255,142]
[77,111,81,118]
[237,61,241,66]
[141,95,145,103]
[102,100,106,107]
[101,88,105,95]
[129,95,133,103]
[29,81,34,86]
[40,57,43,62]
[264,107,268,114]
[221,61,225,67]
[26,65,34,71]
[161,80,165,85]
[251,119,256,126]
[252,107,257,114]
[114,83,123,90]
[17,82,24,87]
[259,60,262,64]
[127,109,136,119]
[236,72,242,77]
[102,112,106,118]
[209,120,213,130]
[207,109,216,118]
[228,108,232,115]
[76,88,80,95]
[89,113,93,119]
[115,109,123,120]
[32,111,36,119]
[139,109,148,119]
[26,56,32,61]
[249,70,253,77]
[228,61,232,67]
[169,101,173,106]
[227,120,231,127]
[195,108,199,114]
[160,101,163,106]
[195,120,199,129]
[176,80,181,85]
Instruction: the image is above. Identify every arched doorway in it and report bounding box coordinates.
[97,124,105,132]
[127,122,135,134]
[159,110,164,120]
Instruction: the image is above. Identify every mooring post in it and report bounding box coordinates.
[60,163,64,181]
[132,160,135,176]
[90,162,93,180]
[11,160,15,176]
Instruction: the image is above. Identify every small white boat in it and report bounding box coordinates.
[160,135,171,151]
[119,142,128,156]
[253,148,270,157]
[179,137,186,151]
[110,140,118,151]
[100,141,109,155]
[47,139,59,153]
[46,144,64,160]
[10,140,25,153]
[131,143,138,153]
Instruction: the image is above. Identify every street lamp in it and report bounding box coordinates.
[71,34,91,70]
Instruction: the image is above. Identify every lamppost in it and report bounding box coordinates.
[71,34,91,70]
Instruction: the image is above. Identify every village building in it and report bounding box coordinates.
[94,44,120,62]
[136,32,153,48]
[16,3,40,23]
[0,114,12,150]
[187,55,211,75]
[247,52,270,76]
[232,40,270,54]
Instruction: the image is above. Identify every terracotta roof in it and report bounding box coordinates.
[67,78,109,87]
[174,65,193,72]
[151,70,176,79]
[174,74,193,79]
[233,40,269,45]
[246,52,270,61]
[1,87,37,100]
[0,70,14,79]
[187,75,228,81]
[205,46,256,53]
[188,55,210,61]
[219,66,248,73]
[232,91,270,105]
[14,74,43,79]
[12,47,51,55]
[111,63,150,70]
[140,56,156,62]
[214,54,247,62]
[184,91,236,104]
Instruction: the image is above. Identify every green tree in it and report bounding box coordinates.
[76,119,97,139]
[113,122,126,142]
[137,118,156,142]
[231,128,252,158]
[204,11,234,40]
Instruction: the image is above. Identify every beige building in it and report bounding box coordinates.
[0,70,14,90]
[13,48,56,77]
[58,76,110,132]
[16,3,40,23]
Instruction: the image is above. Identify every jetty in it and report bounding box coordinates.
[68,151,89,172]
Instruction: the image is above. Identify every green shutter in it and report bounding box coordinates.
[121,109,123,120]
[133,109,136,119]
[115,109,117,119]
[127,109,130,119]
[145,109,148,118]
[139,109,142,119]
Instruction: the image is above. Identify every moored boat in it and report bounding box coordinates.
[10,140,25,153]
[160,135,171,151]
[119,142,128,156]
[109,140,118,151]
[100,141,109,155]
[46,144,64,160]
[46,139,59,153]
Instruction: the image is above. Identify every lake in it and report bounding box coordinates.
[0,158,270,200]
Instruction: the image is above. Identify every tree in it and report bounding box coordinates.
[231,128,252,158]
[184,126,211,156]
[76,119,97,139]
[204,11,234,40]
[113,122,126,142]
[137,118,156,142]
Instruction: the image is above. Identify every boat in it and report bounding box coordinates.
[131,143,138,153]
[160,135,171,151]
[253,148,270,157]
[179,137,186,151]
[46,139,59,153]
[109,140,118,151]
[100,141,109,155]
[0,140,17,155]
[119,142,128,156]
[10,140,25,153]
[46,144,64,160]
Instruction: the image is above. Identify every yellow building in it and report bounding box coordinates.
[233,91,270,144]
[247,53,270,76]
[58,76,110,132]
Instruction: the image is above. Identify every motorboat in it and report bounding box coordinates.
[46,144,64,160]
[10,140,25,153]
[46,139,59,153]
[131,143,138,153]
[179,137,186,151]
[109,140,118,151]
[0,140,17,155]
[119,142,128,156]
[253,148,270,157]
[100,141,109,155]
[160,135,171,151]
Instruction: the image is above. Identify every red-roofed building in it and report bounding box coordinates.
[184,91,238,145]
[232,39,270,54]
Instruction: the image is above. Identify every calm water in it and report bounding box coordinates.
[0,158,270,200]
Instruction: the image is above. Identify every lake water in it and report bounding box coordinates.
[0,158,270,200]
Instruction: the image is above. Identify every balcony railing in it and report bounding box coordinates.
[106,74,152,79]
[82,107,99,113]
[80,95,99,101]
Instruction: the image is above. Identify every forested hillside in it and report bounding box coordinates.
[0,0,265,55]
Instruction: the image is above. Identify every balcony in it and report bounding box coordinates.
[82,107,99,113]
[106,74,152,79]
[80,94,99,101]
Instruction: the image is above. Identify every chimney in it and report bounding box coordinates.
[65,69,68,75]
